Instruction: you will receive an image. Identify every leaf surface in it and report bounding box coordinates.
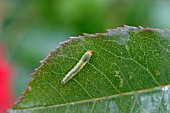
[9,26,170,113]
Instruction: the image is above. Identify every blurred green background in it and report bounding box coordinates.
[0,0,170,98]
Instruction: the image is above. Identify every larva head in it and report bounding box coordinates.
[88,50,93,54]
[81,50,93,62]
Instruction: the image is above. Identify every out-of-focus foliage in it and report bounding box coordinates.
[0,0,170,98]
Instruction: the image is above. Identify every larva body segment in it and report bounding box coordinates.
[61,50,93,85]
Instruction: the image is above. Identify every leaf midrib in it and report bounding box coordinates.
[13,84,169,110]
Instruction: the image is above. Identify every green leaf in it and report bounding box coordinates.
[9,26,170,113]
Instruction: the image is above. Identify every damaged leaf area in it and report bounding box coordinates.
[9,26,170,113]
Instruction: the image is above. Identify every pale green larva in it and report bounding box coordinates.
[61,50,93,85]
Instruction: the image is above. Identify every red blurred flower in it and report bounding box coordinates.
[0,44,13,113]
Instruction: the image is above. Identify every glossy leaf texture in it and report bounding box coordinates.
[9,26,170,113]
